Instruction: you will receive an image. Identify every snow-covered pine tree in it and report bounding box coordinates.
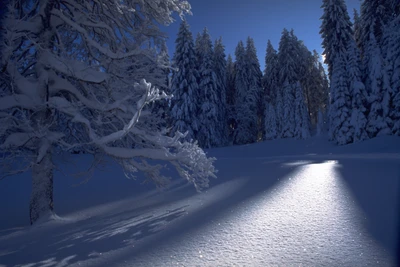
[318,62,330,112]
[195,28,221,148]
[365,32,392,137]
[304,50,329,126]
[275,88,284,138]
[0,0,216,224]
[213,37,229,146]
[263,40,280,136]
[158,41,172,128]
[233,41,258,145]
[359,0,394,138]
[278,29,298,138]
[295,44,315,126]
[393,90,400,135]
[195,32,203,65]
[320,0,356,144]
[278,29,299,85]
[263,40,279,105]
[353,9,362,51]
[328,55,353,144]
[316,109,325,136]
[264,103,277,140]
[0,0,8,94]
[226,54,236,143]
[320,0,354,80]
[0,0,7,30]
[346,39,369,142]
[382,4,400,135]
[359,0,392,56]
[137,43,171,133]
[294,82,311,139]
[281,79,296,138]
[171,20,200,142]
[390,16,400,135]
[245,37,264,141]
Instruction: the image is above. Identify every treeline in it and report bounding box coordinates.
[167,21,329,148]
[321,0,399,145]
[151,0,399,148]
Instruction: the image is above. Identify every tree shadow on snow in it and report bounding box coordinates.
[0,205,189,267]
[0,156,307,267]
[1,156,351,267]
[335,158,400,264]
[91,156,329,266]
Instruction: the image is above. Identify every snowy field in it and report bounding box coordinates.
[0,136,400,266]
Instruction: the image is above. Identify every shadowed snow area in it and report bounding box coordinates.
[0,136,399,266]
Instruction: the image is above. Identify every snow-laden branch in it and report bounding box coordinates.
[2,132,33,148]
[51,9,145,60]
[0,95,38,110]
[94,79,169,145]
[48,73,128,113]
[1,0,215,198]
[42,51,108,83]
[103,146,171,160]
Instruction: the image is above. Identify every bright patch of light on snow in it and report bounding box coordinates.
[127,160,392,266]
[222,160,388,266]
[281,160,314,166]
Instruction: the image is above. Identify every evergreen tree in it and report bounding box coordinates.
[0,0,9,88]
[278,29,299,84]
[305,51,329,126]
[365,33,392,137]
[281,79,296,138]
[264,103,277,140]
[393,90,400,135]
[263,40,280,135]
[245,37,264,140]
[320,0,356,144]
[194,32,203,65]
[226,54,236,142]
[294,82,311,139]
[159,41,171,90]
[233,41,258,144]
[159,41,172,128]
[263,40,279,104]
[297,48,317,126]
[318,62,330,112]
[213,37,229,145]
[146,41,171,130]
[316,109,325,136]
[346,39,369,142]
[0,0,216,224]
[328,55,353,144]
[359,1,393,137]
[353,9,362,51]
[195,28,221,148]
[171,20,200,141]
[320,0,354,79]
[359,0,392,55]
[275,88,284,138]
[278,29,298,138]
[382,6,400,135]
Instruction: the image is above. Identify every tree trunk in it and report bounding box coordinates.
[30,151,54,225]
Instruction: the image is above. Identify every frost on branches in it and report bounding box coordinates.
[0,0,216,224]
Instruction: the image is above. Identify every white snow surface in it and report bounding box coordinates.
[0,136,400,266]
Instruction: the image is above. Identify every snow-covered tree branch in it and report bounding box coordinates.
[0,0,216,225]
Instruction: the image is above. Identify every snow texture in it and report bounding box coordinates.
[0,136,399,266]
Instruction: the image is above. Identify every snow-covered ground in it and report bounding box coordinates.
[0,136,399,266]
